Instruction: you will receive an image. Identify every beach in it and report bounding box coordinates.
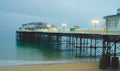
[0,62,110,71]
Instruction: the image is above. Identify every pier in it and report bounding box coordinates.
[16,30,120,56]
[16,30,120,69]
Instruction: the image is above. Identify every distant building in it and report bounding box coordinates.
[48,25,58,31]
[104,8,120,32]
[70,25,80,31]
[19,22,48,30]
[19,22,58,31]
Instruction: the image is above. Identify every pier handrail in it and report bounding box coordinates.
[16,29,120,35]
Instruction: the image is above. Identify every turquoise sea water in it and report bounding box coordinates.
[0,29,99,66]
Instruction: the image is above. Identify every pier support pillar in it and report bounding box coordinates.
[111,57,119,69]
[111,42,119,69]
[79,37,82,57]
[99,37,111,69]
[90,38,92,57]
[99,54,111,69]
[94,38,97,57]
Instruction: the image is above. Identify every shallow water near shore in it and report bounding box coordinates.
[0,30,100,66]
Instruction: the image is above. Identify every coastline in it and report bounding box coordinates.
[0,58,99,67]
[0,62,108,71]
[0,60,74,67]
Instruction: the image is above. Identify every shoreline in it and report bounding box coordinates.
[0,59,99,67]
[0,60,74,67]
[0,62,109,71]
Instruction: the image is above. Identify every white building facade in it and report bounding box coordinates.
[104,8,120,32]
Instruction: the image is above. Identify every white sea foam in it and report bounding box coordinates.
[0,60,73,67]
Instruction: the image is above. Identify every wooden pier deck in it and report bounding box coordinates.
[17,29,120,35]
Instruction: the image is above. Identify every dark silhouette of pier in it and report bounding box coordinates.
[16,30,120,69]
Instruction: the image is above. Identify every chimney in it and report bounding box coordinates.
[117,8,120,15]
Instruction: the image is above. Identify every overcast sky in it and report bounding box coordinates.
[0,0,120,30]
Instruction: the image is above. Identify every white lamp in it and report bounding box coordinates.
[61,23,67,31]
[92,19,100,30]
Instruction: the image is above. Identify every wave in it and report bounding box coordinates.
[0,60,73,67]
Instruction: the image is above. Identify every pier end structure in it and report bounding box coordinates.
[104,8,120,32]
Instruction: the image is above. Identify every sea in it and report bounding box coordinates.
[0,27,100,67]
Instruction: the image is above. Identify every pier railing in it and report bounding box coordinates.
[17,29,120,35]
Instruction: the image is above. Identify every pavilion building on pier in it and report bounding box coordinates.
[104,8,120,32]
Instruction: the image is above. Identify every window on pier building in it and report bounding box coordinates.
[107,19,118,28]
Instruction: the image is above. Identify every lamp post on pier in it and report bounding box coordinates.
[92,19,100,30]
[61,23,67,31]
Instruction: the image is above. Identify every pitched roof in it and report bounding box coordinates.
[104,14,120,19]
